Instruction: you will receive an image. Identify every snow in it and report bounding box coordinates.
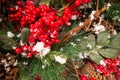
[79,22,83,26]
[93,24,106,34]
[90,11,96,20]
[87,44,92,49]
[54,55,67,64]
[79,53,84,59]
[71,15,77,20]
[106,3,111,10]
[7,31,15,38]
[33,42,50,58]
[100,60,106,66]
[70,42,76,47]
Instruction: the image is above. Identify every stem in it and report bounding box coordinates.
[60,6,107,44]
[72,60,80,80]
[96,0,99,11]
[58,3,70,12]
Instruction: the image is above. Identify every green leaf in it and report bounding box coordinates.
[89,51,103,64]
[78,34,96,50]
[62,43,81,59]
[0,35,18,50]
[110,33,120,49]
[97,31,110,46]
[18,57,42,80]
[87,34,96,48]
[42,62,65,80]
[99,48,118,58]
[21,28,30,43]
[39,0,50,5]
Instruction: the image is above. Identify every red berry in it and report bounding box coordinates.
[14,47,22,54]
[22,44,28,51]
[17,1,22,6]
[9,7,15,11]
[89,77,95,80]
[1,0,6,3]
[27,52,32,58]
[80,75,87,80]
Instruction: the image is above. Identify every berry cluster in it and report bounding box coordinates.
[93,56,120,77]
[10,0,92,57]
[80,75,95,80]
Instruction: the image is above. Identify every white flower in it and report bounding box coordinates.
[7,31,15,38]
[33,42,50,58]
[54,55,67,64]
[71,15,77,20]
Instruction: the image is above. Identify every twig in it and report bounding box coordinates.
[96,0,99,11]
[58,3,70,13]
[60,6,107,44]
[71,60,80,80]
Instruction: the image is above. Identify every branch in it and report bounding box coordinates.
[60,6,107,44]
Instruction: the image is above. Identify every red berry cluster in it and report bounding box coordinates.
[93,57,120,77]
[11,0,92,57]
[80,75,95,80]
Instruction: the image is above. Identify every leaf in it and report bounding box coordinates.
[89,51,103,64]
[62,43,81,59]
[87,34,96,48]
[41,62,64,80]
[110,33,120,49]
[21,28,30,43]
[18,57,42,80]
[39,0,51,5]
[99,48,118,58]
[78,34,96,50]
[97,31,110,46]
[2,44,13,50]
[0,35,18,50]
